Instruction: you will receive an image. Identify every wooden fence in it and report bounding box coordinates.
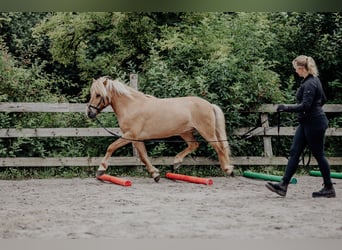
[0,102,341,168]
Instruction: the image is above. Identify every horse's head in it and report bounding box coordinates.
[86,77,111,119]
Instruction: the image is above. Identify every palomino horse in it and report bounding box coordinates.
[86,77,234,182]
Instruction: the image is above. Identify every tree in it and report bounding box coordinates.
[267,12,342,103]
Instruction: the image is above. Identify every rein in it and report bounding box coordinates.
[94,115,269,144]
[95,117,122,138]
[276,111,311,167]
[94,117,231,143]
[239,119,269,140]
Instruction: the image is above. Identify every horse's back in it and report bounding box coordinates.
[158,96,213,111]
[159,96,216,126]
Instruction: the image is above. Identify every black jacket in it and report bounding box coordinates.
[287,75,327,121]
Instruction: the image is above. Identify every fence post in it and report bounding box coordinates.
[129,74,140,164]
[130,73,138,89]
[261,113,273,157]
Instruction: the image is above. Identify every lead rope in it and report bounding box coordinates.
[95,117,122,138]
[94,117,231,143]
[276,111,280,156]
[277,111,311,167]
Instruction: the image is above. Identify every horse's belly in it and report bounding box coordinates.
[142,118,192,138]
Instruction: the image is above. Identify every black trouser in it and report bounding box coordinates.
[282,114,332,186]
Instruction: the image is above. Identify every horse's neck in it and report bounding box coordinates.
[110,90,145,117]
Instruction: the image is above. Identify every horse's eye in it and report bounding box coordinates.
[96,94,101,98]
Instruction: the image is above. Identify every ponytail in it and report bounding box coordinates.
[292,55,319,77]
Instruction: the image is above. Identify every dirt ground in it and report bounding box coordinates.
[1,175,342,239]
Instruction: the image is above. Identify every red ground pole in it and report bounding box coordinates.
[166,172,213,185]
[97,174,132,186]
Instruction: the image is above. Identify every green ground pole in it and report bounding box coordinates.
[309,170,342,179]
[243,171,297,184]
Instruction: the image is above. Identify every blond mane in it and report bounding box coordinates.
[91,77,133,99]
[106,78,132,96]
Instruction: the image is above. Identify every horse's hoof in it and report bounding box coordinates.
[225,171,235,177]
[152,172,160,182]
[96,170,105,178]
[224,170,235,177]
[154,175,160,182]
[224,165,235,177]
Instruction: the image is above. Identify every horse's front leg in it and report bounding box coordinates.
[132,141,160,182]
[97,138,131,177]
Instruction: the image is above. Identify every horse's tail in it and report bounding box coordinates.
[212,104,230,156]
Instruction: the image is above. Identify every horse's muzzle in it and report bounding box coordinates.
[87,108,97,119]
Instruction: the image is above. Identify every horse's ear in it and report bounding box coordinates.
[103,78,108,87]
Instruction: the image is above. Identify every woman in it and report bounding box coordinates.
[265,55,336,198]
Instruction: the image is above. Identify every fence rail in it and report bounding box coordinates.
[1,102,341,168]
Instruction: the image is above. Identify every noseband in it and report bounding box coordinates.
[88,96,108,113]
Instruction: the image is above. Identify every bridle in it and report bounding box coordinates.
[88,96,109,113]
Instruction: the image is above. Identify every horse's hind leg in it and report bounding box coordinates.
[132,141,160,182]
[173,131,200,172]
[197,130,234,176]
[209,141,234,176]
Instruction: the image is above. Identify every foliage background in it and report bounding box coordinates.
[0,12,341,176]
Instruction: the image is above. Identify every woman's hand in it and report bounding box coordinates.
[277,104,288,112]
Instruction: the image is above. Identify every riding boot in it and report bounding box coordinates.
[312,183,336,198]
[265,180,288,197]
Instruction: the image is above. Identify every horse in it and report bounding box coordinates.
[86,76,234,182]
